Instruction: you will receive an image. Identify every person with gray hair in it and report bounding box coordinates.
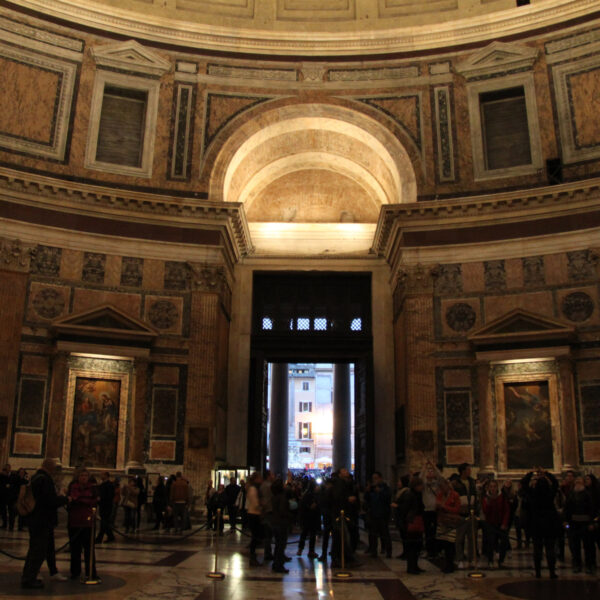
[21,458,69,589]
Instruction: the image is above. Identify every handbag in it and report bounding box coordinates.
[407,515,425,534]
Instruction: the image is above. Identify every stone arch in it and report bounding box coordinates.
[205,100,420,222]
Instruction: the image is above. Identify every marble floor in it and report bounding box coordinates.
[1,521,599,600]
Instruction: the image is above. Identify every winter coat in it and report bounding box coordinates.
[68,482,98,528]
[481,493,510,529]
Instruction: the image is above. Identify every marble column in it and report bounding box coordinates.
[127,357,149,472]
[333,363,352,472]
[269,363,288,477]
[476,361,495,473]
[45,350,70,463]
[557,357,579,470]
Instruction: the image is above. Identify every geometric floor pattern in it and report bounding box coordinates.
[1,521,598,600]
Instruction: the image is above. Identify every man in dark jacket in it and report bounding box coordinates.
[521,469,560,579]
[328,469,359,568]
[7,465,22,531]
[364,471,392,558]
[0,463,10,529]
[21,458,68,589]
[564,476,597,574]
[225,479,241,530]
[95,471,115,543]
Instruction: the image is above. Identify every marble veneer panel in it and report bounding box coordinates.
[0,43,77,161]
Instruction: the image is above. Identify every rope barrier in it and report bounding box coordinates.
[0,527,83,561]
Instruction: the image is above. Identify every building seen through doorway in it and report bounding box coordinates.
[266,363,355,473]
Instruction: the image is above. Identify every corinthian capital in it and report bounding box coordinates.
[0,238,35,272]
[187,262,228,293]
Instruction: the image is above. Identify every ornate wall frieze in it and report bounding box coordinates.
[187,263,229,294]
[395,262,440,296]
[329,65,419,82]
[207,63,297,81]
[0,238,35,272]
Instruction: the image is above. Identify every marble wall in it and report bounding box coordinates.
[1,6,600,203]
[1,239,229,496]
[393,248,600,473]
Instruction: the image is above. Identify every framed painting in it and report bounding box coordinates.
[62,369,130,470]
[495,372,562,472]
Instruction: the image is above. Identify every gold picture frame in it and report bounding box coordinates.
[62,368,130,470]
[494,372,563,473]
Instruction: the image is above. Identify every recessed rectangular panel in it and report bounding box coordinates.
[16,377,46,429]
[152,387,178,437]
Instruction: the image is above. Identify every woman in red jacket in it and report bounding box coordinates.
[68,469,100,582]
[481,479,510,569]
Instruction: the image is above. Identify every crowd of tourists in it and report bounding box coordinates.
[4,458,599,589]
[208,462,600,577]
[2,460,196,589]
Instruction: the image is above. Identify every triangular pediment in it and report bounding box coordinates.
[454,41,539,79]
[91,40,171,76]
[52,304,157,342]
[469,309,575,347]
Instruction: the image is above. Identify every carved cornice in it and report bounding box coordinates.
[0,237,35,272]
[373,177,600,261]
[0,166,253,261]
[7,0,600,57]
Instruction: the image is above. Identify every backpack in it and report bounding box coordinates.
[17,482,35,517]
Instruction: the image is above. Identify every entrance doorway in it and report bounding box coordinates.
[265,362,356,476]
[248,272,374,484]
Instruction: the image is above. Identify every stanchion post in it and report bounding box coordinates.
[84,507,100,585]
[334,509,352,579]
[467,508,485,580]
[207,508,225,580]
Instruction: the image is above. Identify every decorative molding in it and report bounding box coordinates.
[84,69,161,178]
[545,25,600,55]
[187,262,229,294]
[0,14,83,60]
[207,63,297,81]
[433,85,455,182]
[0,166,253,261]
[372,176,600,260]
[176,0,255,18]
[8,0,600,57]
[329,65,418,82]
[301,64,328,83]
[466,71,544,181]
[276,0,356,22]
[0,237,35,271]
[454,41,539,80]
[90,39,171,76]
[169,82,196,180]
[552,53,600,164]
[379,0,458,18]
[394,262,439,296]
[0,43,78,162]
